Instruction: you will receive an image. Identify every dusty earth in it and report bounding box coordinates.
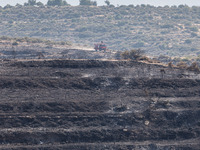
[0,40,115,60]
[0,59,200,149]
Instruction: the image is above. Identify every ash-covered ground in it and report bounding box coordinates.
[0,59,199,150]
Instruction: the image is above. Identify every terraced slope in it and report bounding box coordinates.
[0,60,200,150]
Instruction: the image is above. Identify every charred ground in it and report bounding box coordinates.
[0,59,200,149]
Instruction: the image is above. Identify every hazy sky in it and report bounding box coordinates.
[0,0,200,7]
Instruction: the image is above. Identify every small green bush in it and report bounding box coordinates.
[185,39,192,44]
[12,41,18,46]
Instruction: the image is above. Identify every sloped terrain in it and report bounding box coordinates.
[0,59,200,149]
[0,37,116,60]
[1,5,200,57]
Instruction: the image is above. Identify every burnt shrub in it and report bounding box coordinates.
[121,49,144,60]
[176,61,188,69]
[187,62,200,72]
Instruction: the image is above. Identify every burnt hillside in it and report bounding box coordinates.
[0,59,199,149]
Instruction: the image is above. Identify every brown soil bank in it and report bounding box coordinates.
[0,59,200,150]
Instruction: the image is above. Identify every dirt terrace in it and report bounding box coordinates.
[0,59,200,150]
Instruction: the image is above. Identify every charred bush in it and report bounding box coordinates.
[121,49,144,60]
[187,62,200,72]
[176,61,188,69]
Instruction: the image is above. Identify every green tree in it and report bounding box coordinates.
[36,2,44,6]
[29,0,36,5]
[15,3,23,7]
[47,0,69,6]
[24,0,36,6]
[4,4,12,9]
[105,0,110,6]
[79,0,97,6]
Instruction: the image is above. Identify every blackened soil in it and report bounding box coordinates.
[0,59,200,150]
